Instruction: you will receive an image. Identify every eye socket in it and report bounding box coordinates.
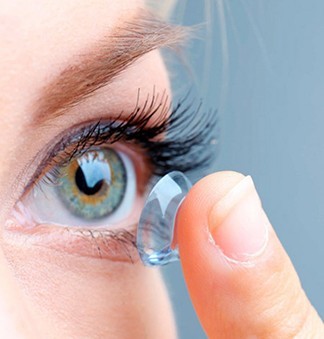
[17,146,137,228]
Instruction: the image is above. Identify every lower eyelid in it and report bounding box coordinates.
[4,221,140,263]
[7,140,152,261]
[6,187,144,262]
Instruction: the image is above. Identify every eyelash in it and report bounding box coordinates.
[32,90,218,190]
[12,91,218,260]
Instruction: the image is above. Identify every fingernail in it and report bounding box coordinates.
[208,176,268,262]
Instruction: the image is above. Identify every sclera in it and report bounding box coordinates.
[136,171,192,266]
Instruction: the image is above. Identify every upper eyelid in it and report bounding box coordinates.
[17,91,172,197]
[32,12,188,126]
[14,90,217,206]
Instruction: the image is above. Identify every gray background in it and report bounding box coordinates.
[162,1,324,338]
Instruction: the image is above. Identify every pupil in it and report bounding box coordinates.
[75,165,104,196]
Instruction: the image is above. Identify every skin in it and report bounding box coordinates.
[0,1,176,338]
[0,1,323,338]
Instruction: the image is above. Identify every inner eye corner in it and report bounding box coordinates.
[14,144,139,232]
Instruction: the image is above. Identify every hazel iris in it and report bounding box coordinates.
[56,148,127,220]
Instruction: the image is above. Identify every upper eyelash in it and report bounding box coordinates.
[13,90,218,259]
[28,89,218,190]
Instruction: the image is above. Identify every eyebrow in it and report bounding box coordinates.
[33,12,188,125]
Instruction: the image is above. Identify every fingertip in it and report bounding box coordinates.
[176,171,246,261]
[176,171,319,338]
[176,171,249,326]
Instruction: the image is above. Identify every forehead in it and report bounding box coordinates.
[0,0,143,112]
[0,0,143,60]
[0,0,174,208]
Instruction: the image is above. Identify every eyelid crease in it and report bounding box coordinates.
[34,11,191,126]
[15,89,218,205]
[20,89,170,196]
[7,90,219,262]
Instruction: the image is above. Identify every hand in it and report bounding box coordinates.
[177,171,323,338]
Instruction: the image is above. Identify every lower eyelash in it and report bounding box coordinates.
[5,220,139,262]
[11,91,219,261]
[69,226,137,261]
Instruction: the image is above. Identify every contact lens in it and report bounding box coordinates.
[137,171,192,266]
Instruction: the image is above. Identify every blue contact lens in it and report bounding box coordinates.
[137,171,192,266]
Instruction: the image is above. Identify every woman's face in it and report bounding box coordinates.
[0,1,177,337]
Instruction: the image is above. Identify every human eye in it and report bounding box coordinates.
[19,146,136,227]
[6,92,217,262]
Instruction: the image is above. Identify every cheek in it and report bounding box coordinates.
[1,242,177,338]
